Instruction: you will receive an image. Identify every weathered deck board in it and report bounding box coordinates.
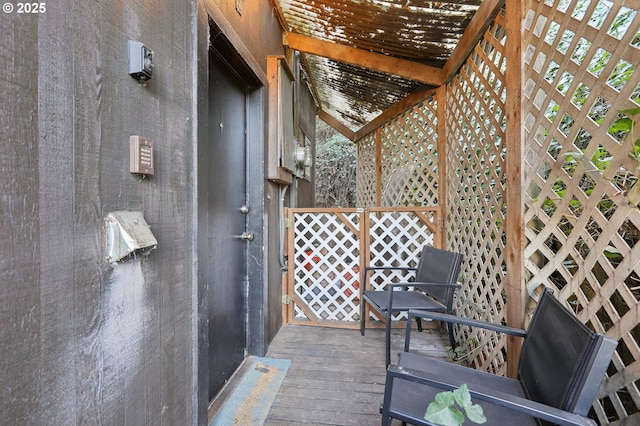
[208,324,451,425]
[262,324,450,425]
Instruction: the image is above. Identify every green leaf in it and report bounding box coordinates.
[464,404,487,424]
[619,107,640,117]
[609,117,633,133]
[560,151,584,159]
[434,390,455,407]
[453,384,472,407]
[425,402,465,426]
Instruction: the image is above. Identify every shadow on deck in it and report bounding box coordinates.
[261,324,451,425]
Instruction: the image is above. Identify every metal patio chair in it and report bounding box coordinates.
[381,288,618,426]
[360,245,463,366]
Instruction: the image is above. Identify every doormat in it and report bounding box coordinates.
[210,357,291,426]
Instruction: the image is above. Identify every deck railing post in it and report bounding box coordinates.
[505,0,526,379]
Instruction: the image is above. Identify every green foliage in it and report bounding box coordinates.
[624,107,640,206]
[445,337,480,364]
[618,107,640,168]
[314,119,357,207]
[424,384,487,426]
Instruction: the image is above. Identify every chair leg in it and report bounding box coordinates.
[447,321,456,349]
[380,414,391,426]
[385,311,392,366]
[415,316,423,332]
[360,300,366,336]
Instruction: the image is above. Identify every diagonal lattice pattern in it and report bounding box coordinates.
[380,98,440,207]
[365,208,439,321]
[523,1,640,423]
[292,211,362,322]
[343,1,640,422]
[288,208,440,326]
[356,133,378,207]
[445,9,509,376]
[357,98,440,209]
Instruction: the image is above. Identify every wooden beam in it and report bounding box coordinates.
[354,86,437,141]
[318,110,356,141]
[504,0,525,379]
[442,0,505,83]
[298,52,322,110]
[283,32,444,86]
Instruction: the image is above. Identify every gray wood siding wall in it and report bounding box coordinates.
[1,0,307,423]
[2,1,196,423]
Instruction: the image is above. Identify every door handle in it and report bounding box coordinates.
[239,232,254,241]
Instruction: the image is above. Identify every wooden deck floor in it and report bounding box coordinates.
[259,324,450,425]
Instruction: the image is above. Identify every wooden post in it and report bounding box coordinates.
[436,86,447,249]
[375,128,383,206]
[505,0,525,379]
[284,207,295,324]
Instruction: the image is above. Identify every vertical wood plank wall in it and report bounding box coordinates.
[7,1,199,423]
[1,7,40,424]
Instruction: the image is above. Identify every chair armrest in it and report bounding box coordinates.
[364,266,416,273]
[407,310,526,338]
[389,282,460,289]
[386,365,596,426]
[363,266,417,290]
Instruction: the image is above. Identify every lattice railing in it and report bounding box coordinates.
[523,1,640,423]
[356,133,378,207]
[356,98,440,208]
[381,97,440,207]
[289,209,362,323]
[285,207,441,328]
[444,9,509,376]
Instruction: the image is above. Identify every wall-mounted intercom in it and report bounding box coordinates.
[130,136,154,175]
[128,40,153,82]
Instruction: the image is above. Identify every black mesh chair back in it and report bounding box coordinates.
[518,288,618,418]
[381,288,617,426]
[414,245,463,308]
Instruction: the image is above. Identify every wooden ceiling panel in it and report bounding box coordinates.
[275,0,491,133]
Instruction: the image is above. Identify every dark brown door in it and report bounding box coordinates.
[201,45,248,400]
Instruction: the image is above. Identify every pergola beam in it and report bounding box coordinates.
[442,0,506,83]
[283,32,444,86]
[318,110,356,142]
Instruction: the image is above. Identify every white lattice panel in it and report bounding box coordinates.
[523,1,640,423]
[357,133,378,207]
[445,9,509,376]
[380,98,440,207]
[366,209,438,321]
[287,208,441,327]
[292,211,362,322]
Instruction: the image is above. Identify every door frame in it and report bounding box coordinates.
[194,6,268,421]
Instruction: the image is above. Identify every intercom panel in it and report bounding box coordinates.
[130,136,154,175]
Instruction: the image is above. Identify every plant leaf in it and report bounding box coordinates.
[434,390,455,407]
[425,403,465,426]
[560,151,584,159]
[453,384,472,407]
[464,404,487,424]
[609,117,633,133]
[619,107,640,116]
